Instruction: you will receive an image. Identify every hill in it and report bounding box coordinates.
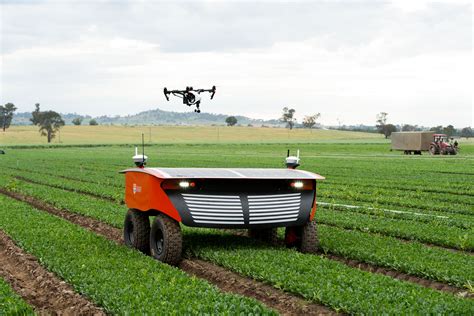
[12,108,281,126]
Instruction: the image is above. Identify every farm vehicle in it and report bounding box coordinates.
[121,150,324,265]
[391,132,459,155]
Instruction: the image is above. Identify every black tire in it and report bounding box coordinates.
[248,228,278,245]
[150,214,182,266]
[429,145,437,155]
[300,220,319,254]
[284,220,319,254]
[124,209,150,254]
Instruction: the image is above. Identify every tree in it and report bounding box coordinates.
[402,124,416,131]
[384,124,398,138]
[0,102,17,131]
[72,117,83,126]
[281,107,296,130]
[430,125,443,133]
[375,112,387,132]
[225,116,238,126]
[375,112,396,138]
[443,125,455,137]
[461,127,473,139]
[302,113,321,129]
[89,119,98,126]
[30,104,65,143]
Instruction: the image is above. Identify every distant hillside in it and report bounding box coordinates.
[12,108,281,126]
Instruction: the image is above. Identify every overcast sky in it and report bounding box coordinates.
[0,0,472,126]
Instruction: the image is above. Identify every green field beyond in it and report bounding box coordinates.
[1,125,384,145]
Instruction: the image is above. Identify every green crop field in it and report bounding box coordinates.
[0,140,473,314]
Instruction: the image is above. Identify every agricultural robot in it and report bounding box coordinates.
[122,148,324,265]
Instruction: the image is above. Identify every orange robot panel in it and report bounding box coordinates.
[124,172,182,222]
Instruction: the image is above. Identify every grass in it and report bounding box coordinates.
[0,278,34,315]
[1,125,384,145]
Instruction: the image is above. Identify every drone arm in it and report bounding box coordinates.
[194,86,216,99]
[163,88,170,101]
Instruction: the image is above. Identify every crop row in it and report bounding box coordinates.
[7,163,474,231]
[317,207,473,250]
[0,195,272,314]
[323,174,474,198]
[3,174,473,290]
[319,188,473,216]
[322,202,472,230]
[13,161,474,219]
[321,180,474,208]
[5,145,474,214]
[0,277,34,315]
[186,229,474,314]
[3,168,121,203]
[2,191,472,314]
[315,225,473,288]
[5,169,471,250]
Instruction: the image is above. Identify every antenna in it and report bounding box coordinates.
[132,135,148,168]
[142,133,145,165]
[285,149,300,169]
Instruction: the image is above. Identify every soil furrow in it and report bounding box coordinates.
[0,188,336,315]
[10,166,123,189]
[0,230,105,315]
[227,230,472,298]
[323,254,472,298]
[2,187,469,298]
[14,175,119,203]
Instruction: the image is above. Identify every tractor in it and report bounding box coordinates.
[429,134,458,155]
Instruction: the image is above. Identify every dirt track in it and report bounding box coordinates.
[0,230,105,315]
[0,188,336,315]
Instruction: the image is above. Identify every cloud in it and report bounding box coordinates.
[0,0,472,126]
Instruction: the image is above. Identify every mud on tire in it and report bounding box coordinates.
[124,209,150,254]
[248,228,278,245]
[150,214,182,266]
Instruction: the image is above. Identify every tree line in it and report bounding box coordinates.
[2,102,473,141]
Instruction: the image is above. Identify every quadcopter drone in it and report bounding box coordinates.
[163,86,216,113]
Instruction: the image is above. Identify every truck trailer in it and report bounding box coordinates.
[391,132,458,155]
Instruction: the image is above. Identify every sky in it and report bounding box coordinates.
[0,0,472,127]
